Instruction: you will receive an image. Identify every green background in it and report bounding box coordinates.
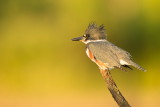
[0,0,160,107]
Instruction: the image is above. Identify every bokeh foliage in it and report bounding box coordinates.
[0,0,160,107]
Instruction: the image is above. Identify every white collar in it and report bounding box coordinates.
[83,39,106,44]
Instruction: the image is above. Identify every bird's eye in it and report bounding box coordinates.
[83,34,90,37]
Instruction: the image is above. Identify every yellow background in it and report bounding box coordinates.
[0,0,160,107]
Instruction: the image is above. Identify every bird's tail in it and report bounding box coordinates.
[129,61,146,72]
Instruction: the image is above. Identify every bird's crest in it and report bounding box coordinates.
[85,23,107,40]
[86,23,106,33]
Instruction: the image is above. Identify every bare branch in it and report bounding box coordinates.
[100,69,131,107]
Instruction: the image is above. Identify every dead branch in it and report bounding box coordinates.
[100,69,131,107]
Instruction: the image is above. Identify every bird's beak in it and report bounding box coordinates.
[71,36,83,41]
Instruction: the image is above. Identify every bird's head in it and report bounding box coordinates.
[71,23,107,43]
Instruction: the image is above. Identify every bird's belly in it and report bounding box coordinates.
[86,48,108,70]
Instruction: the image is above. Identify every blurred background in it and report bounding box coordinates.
[0,0,160,107]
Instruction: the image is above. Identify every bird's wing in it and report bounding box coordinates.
[105,41,146,71]
[87,42,121,67]
[105,41,132,60]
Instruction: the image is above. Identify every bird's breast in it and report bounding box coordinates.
[86,48,107,70]
[86,48,95,61]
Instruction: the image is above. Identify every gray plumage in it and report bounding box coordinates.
[87,41,146,71]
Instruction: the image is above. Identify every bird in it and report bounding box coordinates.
[71,23,146,72]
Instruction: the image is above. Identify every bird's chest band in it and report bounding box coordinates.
[86,48,95,60]
[86,48,106,69]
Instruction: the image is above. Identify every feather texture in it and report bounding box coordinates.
[87,41,146,71]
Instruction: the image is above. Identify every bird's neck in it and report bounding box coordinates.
[83,39,107,44]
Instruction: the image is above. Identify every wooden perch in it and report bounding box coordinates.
[100,69,131,107]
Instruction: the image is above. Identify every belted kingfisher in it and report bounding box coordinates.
[72,23,146,71]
